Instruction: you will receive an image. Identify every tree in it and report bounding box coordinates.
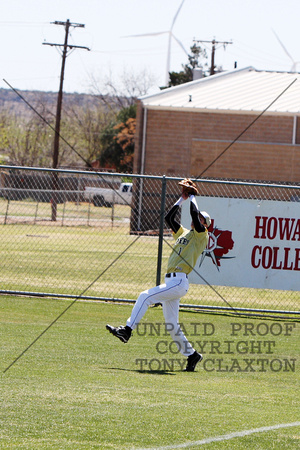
[90,68,157,110]
[86,68,157,172]
[167,43,209,87]
[0,67,155,170]
[0,111,53,167]
[114,117,136,172]
[61,101,116,168]
[98,104,137,173]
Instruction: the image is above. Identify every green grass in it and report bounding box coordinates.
[1,296,299,449]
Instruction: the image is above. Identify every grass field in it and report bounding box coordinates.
[1,295,299,449]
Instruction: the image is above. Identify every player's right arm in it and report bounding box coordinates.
[190,195,205,233]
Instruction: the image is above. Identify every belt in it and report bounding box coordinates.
[166,272,188,278]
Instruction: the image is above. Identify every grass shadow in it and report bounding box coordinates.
[108,367,176,375]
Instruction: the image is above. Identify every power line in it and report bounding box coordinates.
[193,38,232,75]
[43,19,90,221]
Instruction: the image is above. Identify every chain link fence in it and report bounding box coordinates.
[1,165,299,319]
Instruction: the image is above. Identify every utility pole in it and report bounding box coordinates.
[193,38,232,75]
[43,19,90,221]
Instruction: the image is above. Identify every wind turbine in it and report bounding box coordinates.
[124,0,188,85]
[272,29,300,73]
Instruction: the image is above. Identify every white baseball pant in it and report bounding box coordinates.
[126,273,195,357]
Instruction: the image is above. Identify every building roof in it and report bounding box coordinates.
[140,67,300,115]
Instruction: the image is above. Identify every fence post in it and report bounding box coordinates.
[61,193,66,226]
[4,198,10,225]
[111,202,115,229]
[156,175,167,286]
[87,195,91,226]
[34,201,39,224]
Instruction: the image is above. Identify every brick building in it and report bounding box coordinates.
[131,67,300,231]
[134,67,300,182]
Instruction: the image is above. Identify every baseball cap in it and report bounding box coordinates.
[199,211,211,227]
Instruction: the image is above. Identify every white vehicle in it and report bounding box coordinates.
[84,182,132,207]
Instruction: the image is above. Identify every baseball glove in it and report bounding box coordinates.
[178,178,199,195]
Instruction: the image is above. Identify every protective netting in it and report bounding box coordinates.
[1,165,299,318]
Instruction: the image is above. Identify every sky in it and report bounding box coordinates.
[1,0,299,96]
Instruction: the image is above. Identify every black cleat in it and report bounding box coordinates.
[185,351,203,372]
[106,324,132,343]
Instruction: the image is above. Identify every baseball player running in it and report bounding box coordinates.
[106,178,211,372]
